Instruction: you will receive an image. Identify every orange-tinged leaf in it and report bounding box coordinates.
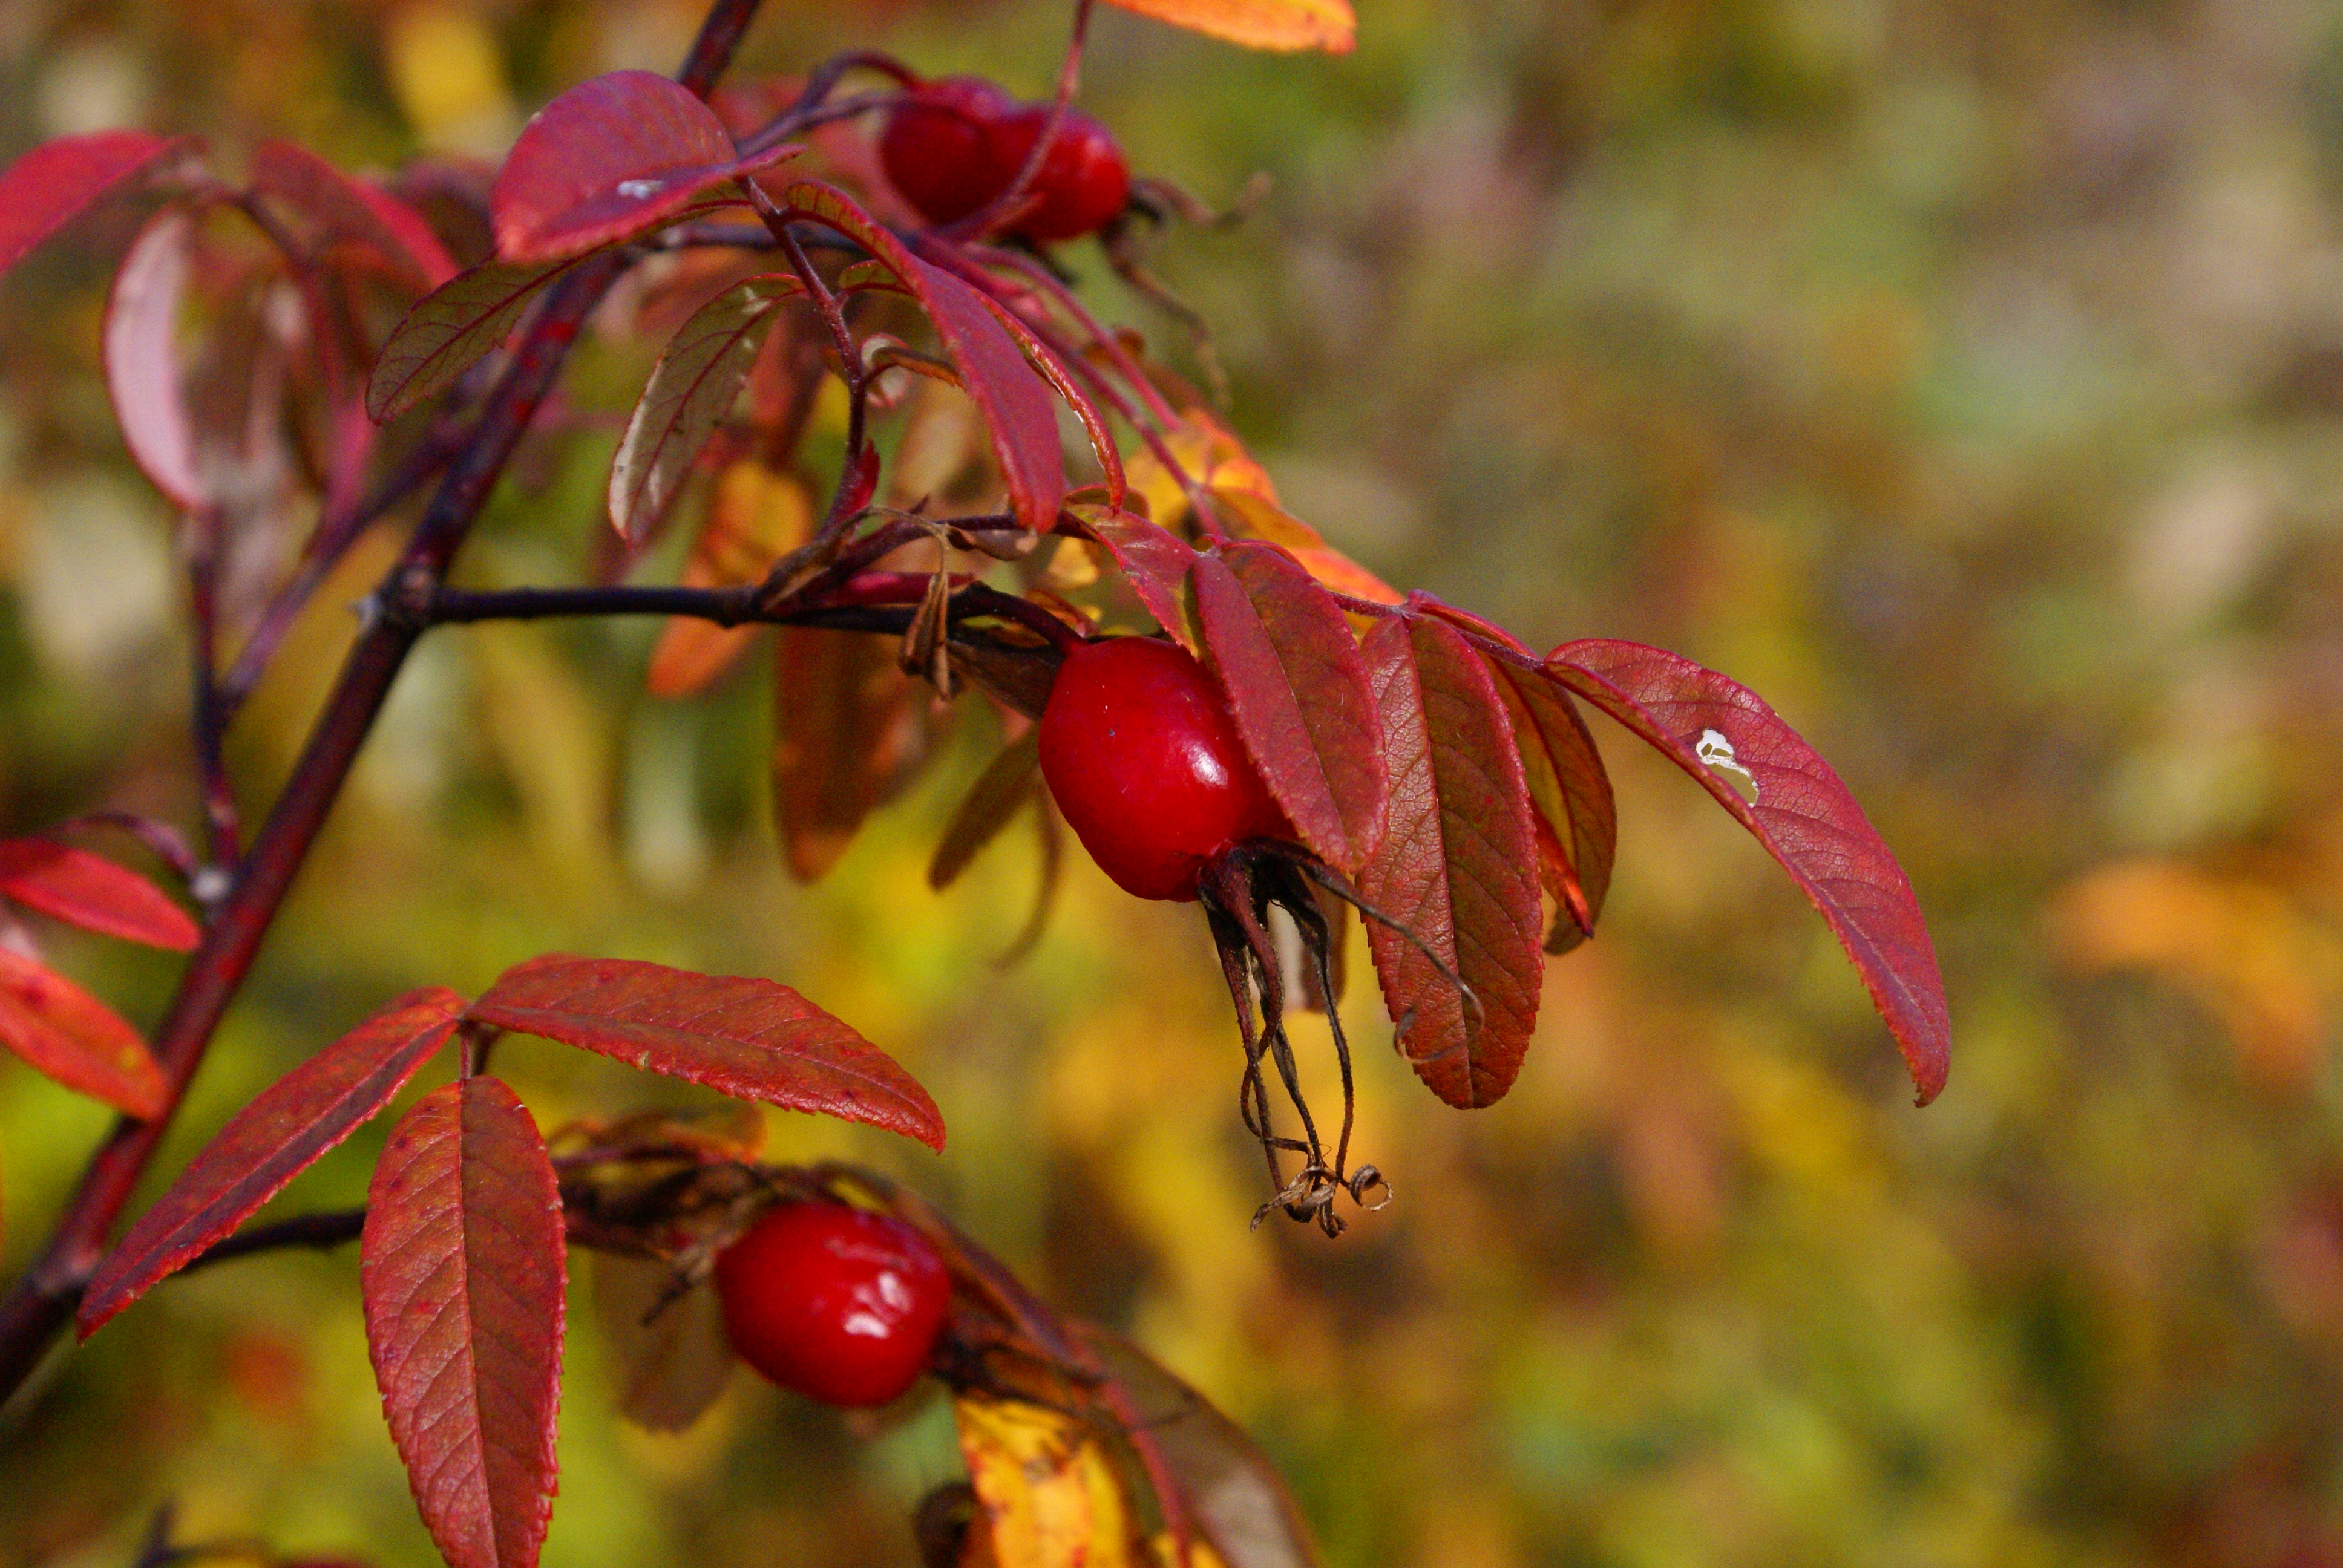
[1122,408,1277,531]
[0,947,167,1118]
[78,988,466,1338]
[0,837,198,950]
[954,1394,1138,1568]
[467,953,943,1150]
[646,460,813,697]
[1357,616,1544,1109]
[1545,638,1951,1104]
[929,730,1041,890]
[771,627,924,883]
[1208,488,1400,606]
[1066,503,1199,648]
[1101,0,1355,53]
[362,1076,566,1568]
[1191,544,1386,874]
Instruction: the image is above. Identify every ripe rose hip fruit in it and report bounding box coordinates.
[991,105,1130,241]
[879,76,1018,226]
[713,1201,951,1407]
[1038,636,1289,902]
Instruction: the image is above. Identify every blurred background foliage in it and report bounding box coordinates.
[4,0,2343,1564]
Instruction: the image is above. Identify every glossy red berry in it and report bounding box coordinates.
[991,106,1130,241]
[879,76,1019,227]
[713,1201,951,1408]
[1037,637,1289,902]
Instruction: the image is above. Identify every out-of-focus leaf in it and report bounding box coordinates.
[772,627,923,882]
[778,183,1069,530]
[1545,638,1951,1103]
[102,206,204,509]
[646,460,813,698]
[252,139,457,290]
[1067,503,1198,648]
[491,70,798,263]
[0,130,198,277]
[591,1255,733,1433]
[467,954,944,1151]
[77,988,466,1337]
[1122,408,1277,529]
[1100,0,1356,51]
[609,273,804,543]
[1191,543,1386,874]
[930,730,1041,890]
[1080,1327,1322,1568]
[1209,488,1400,605]
[948,635,1064,722]
[367,254,577,420]
[361,1076,565,1568]
[0,947,167,1119]
[953,1394,1138,1568]
[0,837,198,950]
[1356,616,1544,1109]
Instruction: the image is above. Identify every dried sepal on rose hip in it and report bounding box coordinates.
[713,1199,951,1407]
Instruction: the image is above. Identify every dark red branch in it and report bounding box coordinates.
[0,0,771,1402]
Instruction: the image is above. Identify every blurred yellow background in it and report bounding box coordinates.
[6,0,2343,1564]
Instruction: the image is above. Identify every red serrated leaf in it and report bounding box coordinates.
[1066,502,1197,647]
[103,206,204,509]
[0,947,167,1118]
[1356,616,1544,1109]
[252,140,457,291]
[491,71,797,264]
[0,837,198,950]
[1191,543,1387,874]
[1492,667,1615,955]
[608,272,804,542]
[0,129,198,278]
[77,988,465,1338]
[465,955,944,1151]
[367,253,578,422]
[779,183,1069,531]
[1102,0,1356,51]
[1544,638,1951,1103]
[362,1076,565,1568]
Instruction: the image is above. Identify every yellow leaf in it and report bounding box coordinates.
[647,460,813,699]
[1208,487,1401,605]
[953,1395,1138,1568]
[1124,410,1277,532]
[1100,0,1355,53]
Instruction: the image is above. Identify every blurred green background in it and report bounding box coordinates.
[7,0,2343,1564]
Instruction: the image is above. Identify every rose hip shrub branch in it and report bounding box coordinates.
[0,0,1950,1563]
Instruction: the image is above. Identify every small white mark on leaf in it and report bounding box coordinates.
[1696,727,1758,802]
[616,178,663,200]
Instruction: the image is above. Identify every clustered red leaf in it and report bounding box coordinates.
[0,837,199,951]
[0,129,198,278]
[0,946,168,1119]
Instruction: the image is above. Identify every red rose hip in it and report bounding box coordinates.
[1038,636,1289,902]
[991,105,1130,241]
[713,1201,951,1407]
[879,76,1018,226]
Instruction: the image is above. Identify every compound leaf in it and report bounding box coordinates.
[0,837,198,951]
[1544,638,1951,1103]
[0,947,167,1119]
[362,1076,565,1568]
[1357,616,1544,1109]
[466,955,943,1151]
[77,988,466,1337]
[1191,543,1386,874]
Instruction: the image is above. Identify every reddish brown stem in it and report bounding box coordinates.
[0,0,769,1403]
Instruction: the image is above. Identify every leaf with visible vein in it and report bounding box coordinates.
[466,954,943,1150]
[362,1076,565,1568]
[1357,616,1544,1109]
[1544,638,1951,1103]
[79,988,466,1337]
[367,255,579,422]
